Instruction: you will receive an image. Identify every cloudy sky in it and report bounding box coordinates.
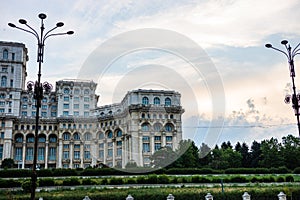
[2,0,300,148]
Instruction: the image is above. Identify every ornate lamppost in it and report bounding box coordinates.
[8,13,74,200]
[265,40,300,136]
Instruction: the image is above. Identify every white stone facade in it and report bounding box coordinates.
[0,41,184,169]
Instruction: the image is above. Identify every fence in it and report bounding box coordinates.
[74,191,287,200]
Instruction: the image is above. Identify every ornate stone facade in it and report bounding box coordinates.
[0,41,184,169]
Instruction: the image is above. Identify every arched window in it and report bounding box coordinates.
[64,88,70,94]
[84,132,92,141]
[141,123,150,131]
[165,97,171,106]
[153,123,162,132]
[142,97,149,105]
[63,132,71,140]
[3,49,8,60]
[165,123,174,132]
[38,135,46,143]
[116,129,122,137]
[15,134,23,143]
[74,89,80,95]
[73,132,80,140]
[26,134,34,143]
[99,132,104,139]
[107,130,113,138]
[49,134,57,143]
[154,97,160,105]
[84,89,89,95]
[1,76,7,87]
[141,113,145,118]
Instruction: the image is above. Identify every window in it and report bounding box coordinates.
[117,141,122,146]
[63,144,69,149]
[22,104,27,109]
[42,98,47,103]
[154,97,160,105]
[108,142,113,147]
[0,109,4,113]
[165,124,173,132]
[63,111,69,116]
[15,147,22,161]
[49,147,56,161]
[26,147,33,160]
[51,112,56,117]
[117,148,122,156]
[155,143,161,151]
[84,112,89,117]
[63,151,69,159]
[154,123,162,131]
[84,144,90,149]
[21,111,27,116]
[0,94,5,99]
[84,151,90,159]
[63,133,71,140]
[74,89,80,95]
[154,136,161,141]
[74,164,80,168]
[141,123,150,131]
[84,133,91,141]
[107,130,113,138]
[84,97,90,102]
[74,97,79,102]
[74,104,79,109]
[10,80,13,87]
[143,136,150,141]
[142,96,149,105]
[74,151,80,159]
[84,104,89,109]
[116,130,122,137]
[63,96,69,101]
[38,136,46,143]
[27,135,34,143]
[64,88,70,94]
[15,135,23,143]
[1,67,7,72]
[11,53,15,61]
[165,97,171,106]
[74,144,80,149]
[38,147,45,161]
[84,89,89,95]
[99,133,104,139]
[99,150,104,159]
[166,136,173,141]
[107,149,113,157]
[74,111,79,116]
[3,50,8,60]
[63,104,69,109]
[41,112,47,117]
[0,101,4,106]
[143,143,150,152]
[99,143,104,149]
[73,133,80,140]
[1,76,7,87]
[0,145,2,159]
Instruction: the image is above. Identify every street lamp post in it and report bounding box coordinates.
[265,40,300,136]
[8,13,74,200]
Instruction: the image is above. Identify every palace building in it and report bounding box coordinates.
[0,41,184,169]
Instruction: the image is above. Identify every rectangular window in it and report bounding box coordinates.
[0,132,4,139]
[32,111,36,117]
[99,150,104,159]
[21,111,27,116]
[117,148,122,156]
[63,111,69,116]
[84,104,89,109]
[74,144,80,149]
[0,101,5,106]
[15,147,22,160]
[63,104,69,109]
[0,145,3,159]
[1,122,5,127]
[84,97,90,102]
[41,112,47,117]
[142,136,150,141]
[108,142,113,148]
[74,97,79,102]
[63,144,69,149]
[12,53,15,61]
[117,141,122,146]
[143,143,150,152]
[10,80,13,87]
[84,112,89,117]
[63,96,69,101]
[63,151,69,159]
[73,104,79,109]
[74,151,80,159]
[2,67,7,72]
[42,105,47,110]
[26,147,33,160]
[38,147,45,161]
[84,144,90,149]
[49,147,56,161]
[154,143,161,151]
[0,109,4,113]
[107,149,113,157]
[74,164,80,168]
[74,111,79,116]
[51,112,56,117]
[22,104,27,109]
[84,151,90,159]
[154,136,161,141]
[166,136,173,141]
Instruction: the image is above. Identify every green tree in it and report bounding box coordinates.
[249,140,261,167]
[150,146,178,168]
[235,142,251,167]
[281,134,300,169]
[259,137,284,168]
[199,143,212,166]
[171,140,200,168]
[209,147,242,169]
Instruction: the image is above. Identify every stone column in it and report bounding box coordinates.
[58,139,63,168]
[22,141,26,169]
[69,140,73,168]
[45,141,49,169]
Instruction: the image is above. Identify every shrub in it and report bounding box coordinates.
[101,178,109,185]
[82,178,97,185]
[126,178,137,184]
[21,180,32,193]
[293,167,300,174]
[136,176,146,184]
[147,174,158,184]
[285,175,294,182]
[276,176,285,182]
[109,177,124,185]
[39,178,55,187]
[157,175,169,184]
[62,178,80,186]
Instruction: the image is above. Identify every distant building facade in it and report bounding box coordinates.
[0,41,184,169]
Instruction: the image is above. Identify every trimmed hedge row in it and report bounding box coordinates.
[0,167,298,178]
[0,174,295,188]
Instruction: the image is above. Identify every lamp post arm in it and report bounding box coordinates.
[11,26,39,41]
[292,43,300,55]
[43,26,59,41]
[43,32,72,43]
[24,24,40,43]
[269,46,289,58]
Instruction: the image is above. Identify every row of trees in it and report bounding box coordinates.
[151,134,300,170]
